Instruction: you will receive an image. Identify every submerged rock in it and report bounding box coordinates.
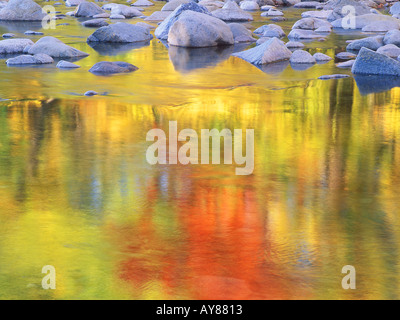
[290,49,316,64]
[352,47,400,76]
[0,38,34,54]
[89,61,139,74]
[155,2,210,40]
[212,0,253,22]
[168,11,234,47]
[6,53,53,65]
[232,37,292,65]
[318,74,350,80]
[2,33,15,38]
[84,90,98,96]
[28,36,89,58]
[228,23,256,43]
[0,0,46,21]
[57,60,80,68]
[336,59,354,68]
[87,22,153,43]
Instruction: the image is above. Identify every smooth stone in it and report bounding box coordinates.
[346,35,383,51]
[110,14,126,19]
[261,9,283,16]
[57,60,80,68]
[2,33,15,38]
[325,0,370,21]
[362,20,400,32]
[162,0,190,11]
[212,0,253,21]
[0,38,34,54]
[93,13,110,18]
[336,52,356,59]
[288,29,324,40]
[0,0,46,21]
[168,10,234,47]
[313,52,332,62]
[66,0,85,6]
[24,30,44,35]
[294,1,320,8]
[255,24,285,38]
[315,26,331,33]
[384,29,400,46]
[336,60,355,68]
[89,61,139,74]
[74,2,105,17]
[290,49,316,64]
[228,23,256,43]
[240,1,260,11]
[331,14,400,29]
[318,74,350,80]
[352,46,400,76]
[110,4,142,18]
[132,0,154,6]
[301,10,332,19]
[144,10,172,21]
[376,44,400,58]
[155,2,211,40]
[260,5,275,11]
[28,36,89,58]
[286,41,304,49]
[232,37,292,65]
[6,53,53,65]
[256,37,271,45]
[390,2,400,15]
[84,90,98,96]
[135,22,156,30]
[292,18,332,30]
[87,22,153,43]
[81,18,109,28]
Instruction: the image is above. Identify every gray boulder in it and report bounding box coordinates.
[87,22,153,43]
[110,4,142,18]
[292,18,332,30]
[155,2,210,40]
[294,1,320,8]
[255,24,285,38]
[89,61,139,74]
[6,53,53,65]
[144,11,172,21]
[376,44,400,58]
[288,29,324,40]
[66,0,85,6]
[261,8,283,16]
[57,60,81,68]
[0,38,34,54]
[232,37,292,65]
[331,14,400,29]
[28,36,90,58]
[0,0,46,21]
[133,0,154,6]
[336,59,354,68]
[286,41,304,49]
[325,0,370,21]
[168,11,234,47]
[390,2,400,15]
[240,1,260,11]
[81,18,109,28]
[336,51,356,59]
[228,23,256,42]
[290,49,316,63]
[362,20,400,32]
[301,10,332,19]
[346,35,383,51]
[212,0,253,21]
[384,29,400,46]
[352,47,400,76]
[74,2,105,17]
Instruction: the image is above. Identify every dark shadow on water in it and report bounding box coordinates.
[0,21,43,33]
[168,43,250,73]
[354,75,400,95]
[88,41,151,56]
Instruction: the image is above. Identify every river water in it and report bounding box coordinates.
[0,1,399,299]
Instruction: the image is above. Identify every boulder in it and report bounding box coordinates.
[144,11,172,21]
[261,9,283,16]
[361,20,400,32]
[352,46,400,76]
[155,2,210,40]
[110,14,126,19]
[289,49,316,63]
[294,1,320,8]
[212,0,253,21]
[292,18,332,30]
[0,0,46,21]
[66,0,85,6]
[376,44,400,58]
[27,36,89,58]
[301,10,332,19]
[87,22,153,43]
[81,18,109,28]
[89,61,139,74]
[0,38,34,54]
[168,11,234,47]
[133,0,154,6]
[254,24,285,38]
[240,1,260,11]
[390,2,400,15]
[331,14,400,29]
[346,35,383,51]
[6,53,53,65]
[288,29,324,40]
[110,4,142,18]
[57,60,81,68]
[325,0,370,21]
[162,0,191,11]
[286,41,304,49]
[74,2,105,17]
[383,29,400,46]
[313,52,332,62]
[228,23,256,42]
[232,37,292,65]
[336,52,356,59]
[336,59,354,68]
